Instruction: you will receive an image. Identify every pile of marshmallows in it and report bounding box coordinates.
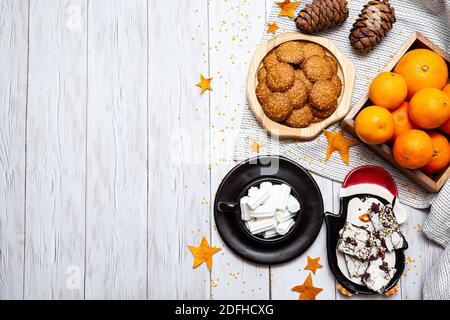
[240,182,301,239]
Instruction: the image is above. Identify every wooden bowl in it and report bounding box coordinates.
[247,32,356,140]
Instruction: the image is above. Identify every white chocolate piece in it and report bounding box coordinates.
[276,184,291,210]
[247,188,271,210]
[248,186,259,197]
[263,228,278,239]
[250,204,276,218]
[275,209,296,223]
[345,254,369,278]
[247,217,277,235]
[287,195,300,213]
[276,218,295,235]
[240,196,252,221]
[362,258,396,294]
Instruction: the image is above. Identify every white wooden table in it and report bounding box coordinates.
[0,0,443,300]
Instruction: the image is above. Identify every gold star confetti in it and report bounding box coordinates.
[267,22,279,34]
[292,273,323,300]
[196,74,213,94]
[304,256,323,274]
[324,130,358,165]
[250,140,263,153]
[276,0,300,18]
[188,236,221,271]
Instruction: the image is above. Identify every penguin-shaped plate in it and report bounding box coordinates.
[324,165,408,295]
[214,155,323,265]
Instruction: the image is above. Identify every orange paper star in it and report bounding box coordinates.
[324,130,358,165]
[292,273,323,300]
[196,74,213,94]
[267,22,279,34]
[304,256,323,274]
[276,0,300,18]
[188,236,221,271]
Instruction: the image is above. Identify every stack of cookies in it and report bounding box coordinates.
[256,41,343,128]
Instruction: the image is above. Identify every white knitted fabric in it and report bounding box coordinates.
[233,0,449,209]
[233,0,450,299]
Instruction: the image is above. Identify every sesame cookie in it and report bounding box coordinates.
[310,79,340,110]
[294,69,313,92]
[285,105,314,128]
[326,55,339,75]
[262,92,293,122]
[286,80,309,109]
[276,41,305,65]
[263,51,280,69]
[311,104,337,118]
[330,75,343,96]
[257,67,267,83]
[256,80,272,105]
[303,55,334,82]
[266,63,295,93]
[302,42,326,60]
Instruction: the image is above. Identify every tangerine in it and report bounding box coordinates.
[422,132,450,174]
[369,72,408,110]
[391,101,416,140]
[393,129,433,169]
[355,106,395,145]
[394,49,448,99]
[409,88,450,129]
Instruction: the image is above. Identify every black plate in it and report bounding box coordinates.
[324,195,408,295]
[213,155,323,265]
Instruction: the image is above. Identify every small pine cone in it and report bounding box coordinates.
[350,0,396,53]
[295,0,349,34]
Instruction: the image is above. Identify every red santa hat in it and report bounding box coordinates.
[340,165,398,201]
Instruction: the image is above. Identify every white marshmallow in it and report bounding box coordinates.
[247,217,277,235]
[260,182,273,191]
[240,196,252,221]
[276,184,291,210]
[287,195,300,213]
[262,184,280,207]
[250,204,276,218]
[275,210,296,223]
[263,228,278,239]
[247,186,259,197]
[276,218,295,235]
[247,188,271,210]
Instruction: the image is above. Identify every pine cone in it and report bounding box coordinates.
[295,0,349,34]
[350,0,396,53]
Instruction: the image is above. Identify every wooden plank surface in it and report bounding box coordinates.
[85,0,147,299]
[0,0,28,300]
[24,0,87,299]
[209,0,270,300]
[147,0,211,300]
[0,0,445,300]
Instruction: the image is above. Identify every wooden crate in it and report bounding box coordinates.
[342,32,450,193]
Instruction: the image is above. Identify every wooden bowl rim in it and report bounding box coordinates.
[247,32,356,140]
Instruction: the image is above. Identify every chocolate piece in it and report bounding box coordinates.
[345,254,369,278]
[362,258,396,294]
[368,202,406,251]
[337,223,379,261]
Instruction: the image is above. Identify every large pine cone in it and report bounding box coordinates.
[295,0,349,34]
[350,0,396,53]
